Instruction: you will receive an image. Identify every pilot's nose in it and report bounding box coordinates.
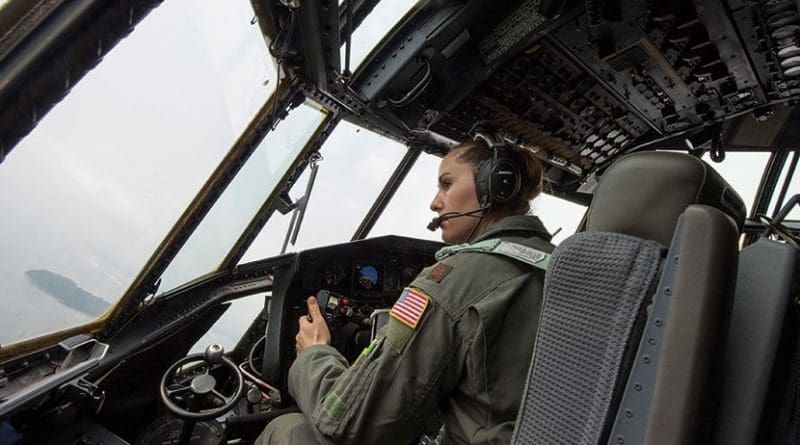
[430,191,443,213]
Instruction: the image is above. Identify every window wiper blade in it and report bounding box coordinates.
[281,153,322,253]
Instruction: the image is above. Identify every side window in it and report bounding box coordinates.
[370,153,442,241]
[768,151,800,220]
[372,153,587,245]
[703,151,771,214]
[533,193,586,244]
[190,293,267,353]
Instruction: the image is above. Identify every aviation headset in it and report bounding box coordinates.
[472,132,524,210]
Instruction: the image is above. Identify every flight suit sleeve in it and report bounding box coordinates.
[288,287,465,444]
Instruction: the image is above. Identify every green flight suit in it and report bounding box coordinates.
[257,215,553,445]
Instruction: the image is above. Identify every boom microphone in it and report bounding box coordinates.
[427,213,457,231]
[427,206,490,231]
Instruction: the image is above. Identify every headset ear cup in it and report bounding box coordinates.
[490,160,522,204]
[475,160,493,207]
[470,136,523,208]
[488,150,522,205]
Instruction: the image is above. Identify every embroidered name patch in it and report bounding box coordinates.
[495,242,549,267]
[390,288,429,329]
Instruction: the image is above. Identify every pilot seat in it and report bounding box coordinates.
[511,151,746,445]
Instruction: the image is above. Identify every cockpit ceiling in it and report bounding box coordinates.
[346,0,800,183]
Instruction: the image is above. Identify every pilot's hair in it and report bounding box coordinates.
[451,139,544,216]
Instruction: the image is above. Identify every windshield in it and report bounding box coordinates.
[0,0,274,345]
[236,125,589,266]
[158,105,327,293]
[239,120,409,262]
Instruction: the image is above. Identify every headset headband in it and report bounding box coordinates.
[473,132,506,149]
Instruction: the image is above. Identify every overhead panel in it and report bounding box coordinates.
[337,0,800,193]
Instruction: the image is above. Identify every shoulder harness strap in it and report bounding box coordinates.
[435,238,550,270]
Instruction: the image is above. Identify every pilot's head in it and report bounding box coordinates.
[430,139,543,244]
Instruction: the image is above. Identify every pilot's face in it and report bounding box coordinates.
[430,150,482,244]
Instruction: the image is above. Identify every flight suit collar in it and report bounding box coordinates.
[472,215,552,243]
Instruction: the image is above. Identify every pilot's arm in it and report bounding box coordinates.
[289,285,465,444]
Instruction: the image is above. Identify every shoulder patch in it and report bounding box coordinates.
[390,288,429,329]
[427,263,453,283]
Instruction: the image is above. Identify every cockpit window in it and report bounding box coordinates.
[0,0,274,345]
[369,152,442,242]
[369,153,587,245]
[238,121,407,263]
[703,151,771,214]
[768,150,800,220]
[342,0,419,71]
[533,194,587,244]
[190,292,267,353]
[158,105,327,293]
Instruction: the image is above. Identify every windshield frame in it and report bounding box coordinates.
[769,149,799,219]
[754,148,793,219]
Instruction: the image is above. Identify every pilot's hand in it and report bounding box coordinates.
[296,296,331,354]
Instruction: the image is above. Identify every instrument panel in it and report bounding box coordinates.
[267,235,442,385]
[302,256,425,306]
[292,236,440,339]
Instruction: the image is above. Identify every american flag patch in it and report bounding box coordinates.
[390,288,429,329]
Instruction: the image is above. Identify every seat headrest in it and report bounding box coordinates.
[585,151,746,246]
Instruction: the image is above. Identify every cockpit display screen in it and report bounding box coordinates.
[354,264,382,291]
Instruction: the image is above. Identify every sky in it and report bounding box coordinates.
[0,0,779,348]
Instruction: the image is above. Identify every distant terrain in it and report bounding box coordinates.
[25,270,110,317]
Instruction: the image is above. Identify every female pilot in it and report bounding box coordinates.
[257,137,554,444]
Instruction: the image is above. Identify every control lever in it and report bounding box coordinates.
[315,289,354,323]
[314,291,385,359]
[205,344,224,363]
